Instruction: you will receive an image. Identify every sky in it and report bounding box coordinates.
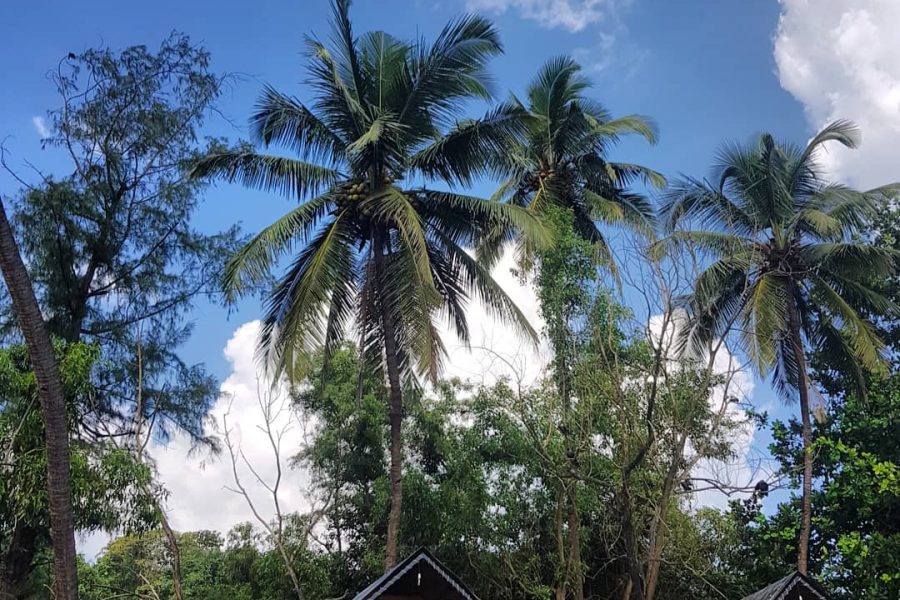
[3,0,900,559]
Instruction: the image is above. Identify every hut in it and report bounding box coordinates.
[352,548,478,600]
[740,572,830,600]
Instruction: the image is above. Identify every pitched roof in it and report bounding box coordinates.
[352,547,480,600]
[740,572,830,600]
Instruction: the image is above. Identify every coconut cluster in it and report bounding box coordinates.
[520,163,575,193]
[340,172,399,202]
[344,180,368,202]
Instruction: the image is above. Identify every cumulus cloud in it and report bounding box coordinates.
[775,0,900,187]
[465,0,618,32]
[79,263,542,559]
[31,116,51,139]
[151,321,313,535]
[438,248,549,388]
[80,321,314,561]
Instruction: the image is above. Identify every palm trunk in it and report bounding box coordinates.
[787,301,813,575]
[374,233,404,570]
[0,196,79,600]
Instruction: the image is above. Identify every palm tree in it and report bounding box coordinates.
[191,0,546,568]
[484,56,664,600]
[0,196,79,599]
[661,121,898,575]
[484,56,665,273]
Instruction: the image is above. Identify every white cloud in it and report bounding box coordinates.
[80,253,544,560]
[77,531,111,563]
[466,0,643,78]
[775,0,900,188]
[439,248,549,388]
[573,30,646,77]
[79,321,314,561]
[31,116,51,139]
[465,0,618,32]
[151,321,313,535]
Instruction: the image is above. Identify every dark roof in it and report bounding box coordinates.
[740,572,830,600]
[352,547,480,600]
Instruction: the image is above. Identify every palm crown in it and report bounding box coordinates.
[486,56,665,270]
[663,121,898,395]
[192,0,546,382]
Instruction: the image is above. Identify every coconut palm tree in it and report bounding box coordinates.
[0,196,79,600]
[191,0,546,568]
[482,56,664,600]
[483,56,665,272]
[661,121,898,575]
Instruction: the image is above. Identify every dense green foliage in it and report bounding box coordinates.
[1,3,898,600]
[0,33,237,595]
[0,343,158,598]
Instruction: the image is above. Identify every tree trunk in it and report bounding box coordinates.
[374,234,404,570]
[0,522,39,598]
[134,340,184,600]
[159,514,185,600]
[0,196,79,600]
[554,322,583,600]
[620,479,645,600]
[644,435,686,600]
[787,300,813,576]
[555,491,567,600]
[566,490,584,600]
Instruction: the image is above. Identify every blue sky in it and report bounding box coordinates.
[5,0,895,532]
[1,0,806,376]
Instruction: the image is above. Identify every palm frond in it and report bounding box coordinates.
[802,242,899,280]
[582,188,656,237]
[528,55,587,122]
[190,151,341,199]
[328,0,365,100]
[417,189,551,249]
[435,229,539,345]
[606,162,667,189]
[409,101,529,185]
[261,211,356,375]
[741,273,789,378]
[589,115,659,145]
[250,85,346,166]
[364,187,438,299]
[660,229,753,257]
[807,274,887,373]
[399,13,503,125]
[661,176,756,234]
[223,193,334,300]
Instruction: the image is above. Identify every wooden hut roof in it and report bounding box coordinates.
[352,548,479,600]
[740,572,830,600]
